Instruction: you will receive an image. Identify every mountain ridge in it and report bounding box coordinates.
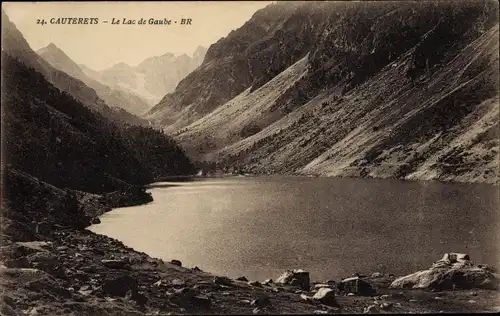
[2,52,194,193]
[36,43,152,116]
[80,46,208,106]
[2,10,195,194]
[147,0,499,184]
[1,10,146,126]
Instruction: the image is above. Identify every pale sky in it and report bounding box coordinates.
[2,1,272,70]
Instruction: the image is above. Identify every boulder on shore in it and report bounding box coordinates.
[276,269,310,290]
[339,276,375,296]
[312,288,337,307]
[390,253,499,290]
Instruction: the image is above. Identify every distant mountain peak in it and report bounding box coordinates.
[194,45,207,52]
[80,47,208,105]
[161,52,175,58]
[137,52,176,67]
[34,40,151,117]
[39,42,62,52]
[194,45,207,53]
[193,46,207,62]
[36,42,85,79]
[37,43,73,61]
[112,62,132,69]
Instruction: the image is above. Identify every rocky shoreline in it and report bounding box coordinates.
[1,170,499,315]
[2,227,500,315]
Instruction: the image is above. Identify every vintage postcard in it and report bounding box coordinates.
[1,1,499,315]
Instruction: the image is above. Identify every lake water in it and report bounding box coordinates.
[89,176,500,282]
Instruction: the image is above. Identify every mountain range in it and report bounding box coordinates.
[1,11,147,126]
[146,1,499,184]
[37,43,152,116]
[80,46,207,106]
[1,10,195,195]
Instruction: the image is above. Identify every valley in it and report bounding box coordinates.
[1,1,499,315]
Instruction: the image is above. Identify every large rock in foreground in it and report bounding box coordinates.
[312,288,337,307]
[390,253,499,290]
[276,269,310,290]
[339,276,375,296]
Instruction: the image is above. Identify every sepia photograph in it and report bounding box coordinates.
[1,0,499,314]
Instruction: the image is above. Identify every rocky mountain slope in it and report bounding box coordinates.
[147,1,499,184]
[1,11,145,126]
[37,44,151,116]
[81,46,207,106]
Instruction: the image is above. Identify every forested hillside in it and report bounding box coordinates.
[2,53,194,194]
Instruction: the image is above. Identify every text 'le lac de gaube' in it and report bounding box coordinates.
[111,18,192,25]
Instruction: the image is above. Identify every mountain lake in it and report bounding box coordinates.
[89,176,500,282]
